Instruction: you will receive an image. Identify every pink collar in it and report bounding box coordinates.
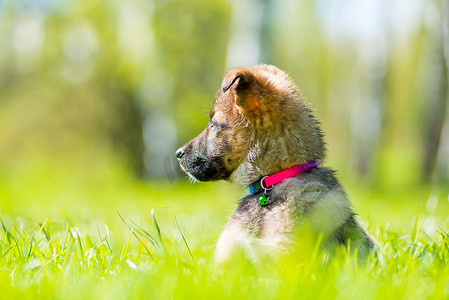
[248,161,323,194]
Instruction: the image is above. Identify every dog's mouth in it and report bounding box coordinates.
[184,171,200,183]
[177,154,232,182]
[177,161,199,182]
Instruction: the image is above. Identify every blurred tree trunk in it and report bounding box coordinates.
[225,0,276,66]
[225,0,264,68]
[349,35,387,179]
[433,0,449,183]
[422,46,447,182]
[259,0,275,63]
[350,55,386,179]
[151,0,231,179]
[112,87,146,178]
[422,0,449,183]
[225,0,285,68]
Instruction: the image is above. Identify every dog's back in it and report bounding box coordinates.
[216,167,375,262]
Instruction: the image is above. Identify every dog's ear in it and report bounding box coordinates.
[221,70,251,94]
[221,69,260,113]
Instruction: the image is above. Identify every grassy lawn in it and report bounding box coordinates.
[0,162,448,299]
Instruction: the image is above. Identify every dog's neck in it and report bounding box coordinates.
[241,107,326,185]
[248,160,323,195]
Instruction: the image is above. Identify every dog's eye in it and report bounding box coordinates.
[210,120,219,130]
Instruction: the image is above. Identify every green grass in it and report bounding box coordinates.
[1,165,449,299]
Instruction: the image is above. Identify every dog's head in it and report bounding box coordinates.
[176,64,325,182]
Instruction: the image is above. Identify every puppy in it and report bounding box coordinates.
[176,64,375,263]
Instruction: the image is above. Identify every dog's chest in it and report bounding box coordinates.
[236,192,294,238]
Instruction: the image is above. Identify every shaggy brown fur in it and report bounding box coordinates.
[176,64,375,263]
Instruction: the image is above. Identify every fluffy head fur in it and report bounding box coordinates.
[177,64,325,184]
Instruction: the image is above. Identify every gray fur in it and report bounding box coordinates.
[216,167,375,262]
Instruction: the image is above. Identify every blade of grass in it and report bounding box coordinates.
[26,237,33,260]
[412,210,421,244]
[175,216,196,265]
[411,211,421,255]
[35,218,48,242]
[0,218,13,245]
[59,206,71,221]
[120,231,133,264]
[14,237,22,258]
[62,220,71,251]
[42,219,51,241]
[1,241,19,258]
[151,208,164,247]
[129,220,158,246]
[131,230,154,261]
[310,234,323,268]
[77,232,85,267]
[117,211,132,231]
[104,224,113,254]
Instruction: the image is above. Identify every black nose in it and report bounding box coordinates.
[175,148,184,159]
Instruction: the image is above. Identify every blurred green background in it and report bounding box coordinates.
[0,0,448,231]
